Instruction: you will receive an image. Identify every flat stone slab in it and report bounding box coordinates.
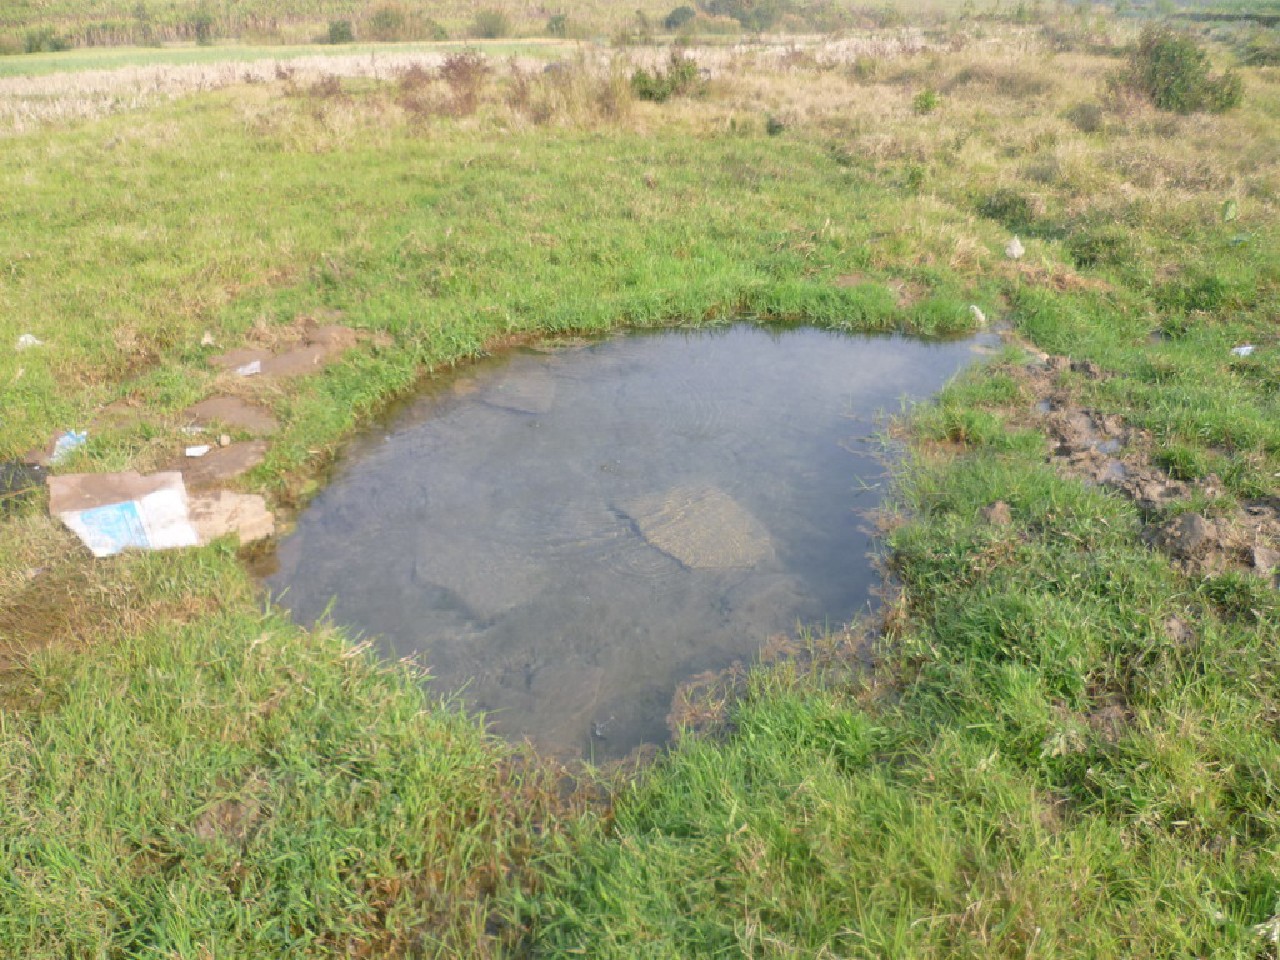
[189,491,274,545]
[183,397,279,436]
[484,372,557,415]
[619,486,771,569]
[208,326,358,380]
[177,441,269,490]
[209,347,271,371]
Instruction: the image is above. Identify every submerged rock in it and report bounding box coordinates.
[619,486,772,569]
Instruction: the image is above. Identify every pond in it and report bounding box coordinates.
[264,325,987,760]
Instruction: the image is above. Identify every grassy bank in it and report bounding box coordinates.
[2,26,1278,957]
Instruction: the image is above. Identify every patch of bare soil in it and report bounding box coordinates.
[1012,347,1279,585]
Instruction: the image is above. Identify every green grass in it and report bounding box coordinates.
[1,38,1279,959]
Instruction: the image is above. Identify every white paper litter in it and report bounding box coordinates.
[1231,344,1256,357]
[234,360,262,377]
[185,445,212,458]
[16,334,43,351]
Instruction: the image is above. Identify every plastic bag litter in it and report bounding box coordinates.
[1231,344,1256,357]
[49,430,88,465]
[1005,236,1025,260]
[15,334,43,351]
[234,360,262,377]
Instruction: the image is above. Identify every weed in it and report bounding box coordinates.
[1064,224,1134,268]
[440,50,490,116]
[1063,100,1104,133]
[977,187,1038,232]
[631,51,702,102]
[912,87,940,114]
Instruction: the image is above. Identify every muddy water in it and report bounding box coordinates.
[266,325,985,760]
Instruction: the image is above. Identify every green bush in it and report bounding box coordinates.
[546,13,568,36]
[699,0,790,31]
[327,19,354,44]
[631,52,703,102]
[1064,225,1134,268]
[977,188,1036,232]
[912,88,940,114]
[1123,26,1243,114]
[665,5,697,29]
[471,8,511,39]
[24,28,73,52]
[191,4,215,45]
[1155,271,1232,313]
[1063,100,1104,133]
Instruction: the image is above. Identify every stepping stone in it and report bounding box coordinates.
[209,347,271,371]
[259,344,330,379]
[176,441,269,490]
[189,491,274,544]
[619,486,771,569]
[183,397,279,436]
[484,371,557,414]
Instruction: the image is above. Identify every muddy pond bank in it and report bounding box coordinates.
[263,325,989,759]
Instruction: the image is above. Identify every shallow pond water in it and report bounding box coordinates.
[265,325,986,760]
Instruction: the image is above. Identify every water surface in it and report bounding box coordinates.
[266,325,984,759]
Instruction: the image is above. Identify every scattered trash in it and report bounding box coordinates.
[185,445,212,458]
[969,304,987,326]
[218,434,231,447]
[181,425,205,436]
[1231,344,1256,357]
[234,360,262,377]
[49,430,88,465]
[1222,198,1238,223]
[1005,235,1025,260]
[1229,233,1252,247]
[1,461,44,514]
[49,472,199,557]
[200,330,216,347]
[48,470,274,557]
[15,334,43,351]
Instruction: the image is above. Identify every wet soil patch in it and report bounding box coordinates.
[1011,347,1279,586]
[264,325,987,760]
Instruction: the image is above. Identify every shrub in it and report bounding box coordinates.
[631,51,702,102]
[665,5,697,29]
[546,13,568,37]
[699,0,790,31]
[191,5,215,45]
[471,9,511,39]
[23,28,73,52]
[765,115,786,136]
[912,88,940,114]
[1239,29,1280,66]
[1122,26,1243,114]
[977,188,1037,232]
[1063,100,1104,133]
[1155,271,1232,313]
[327,20,354,44]
[440,50,491,114]
[1064,225,1134,268]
